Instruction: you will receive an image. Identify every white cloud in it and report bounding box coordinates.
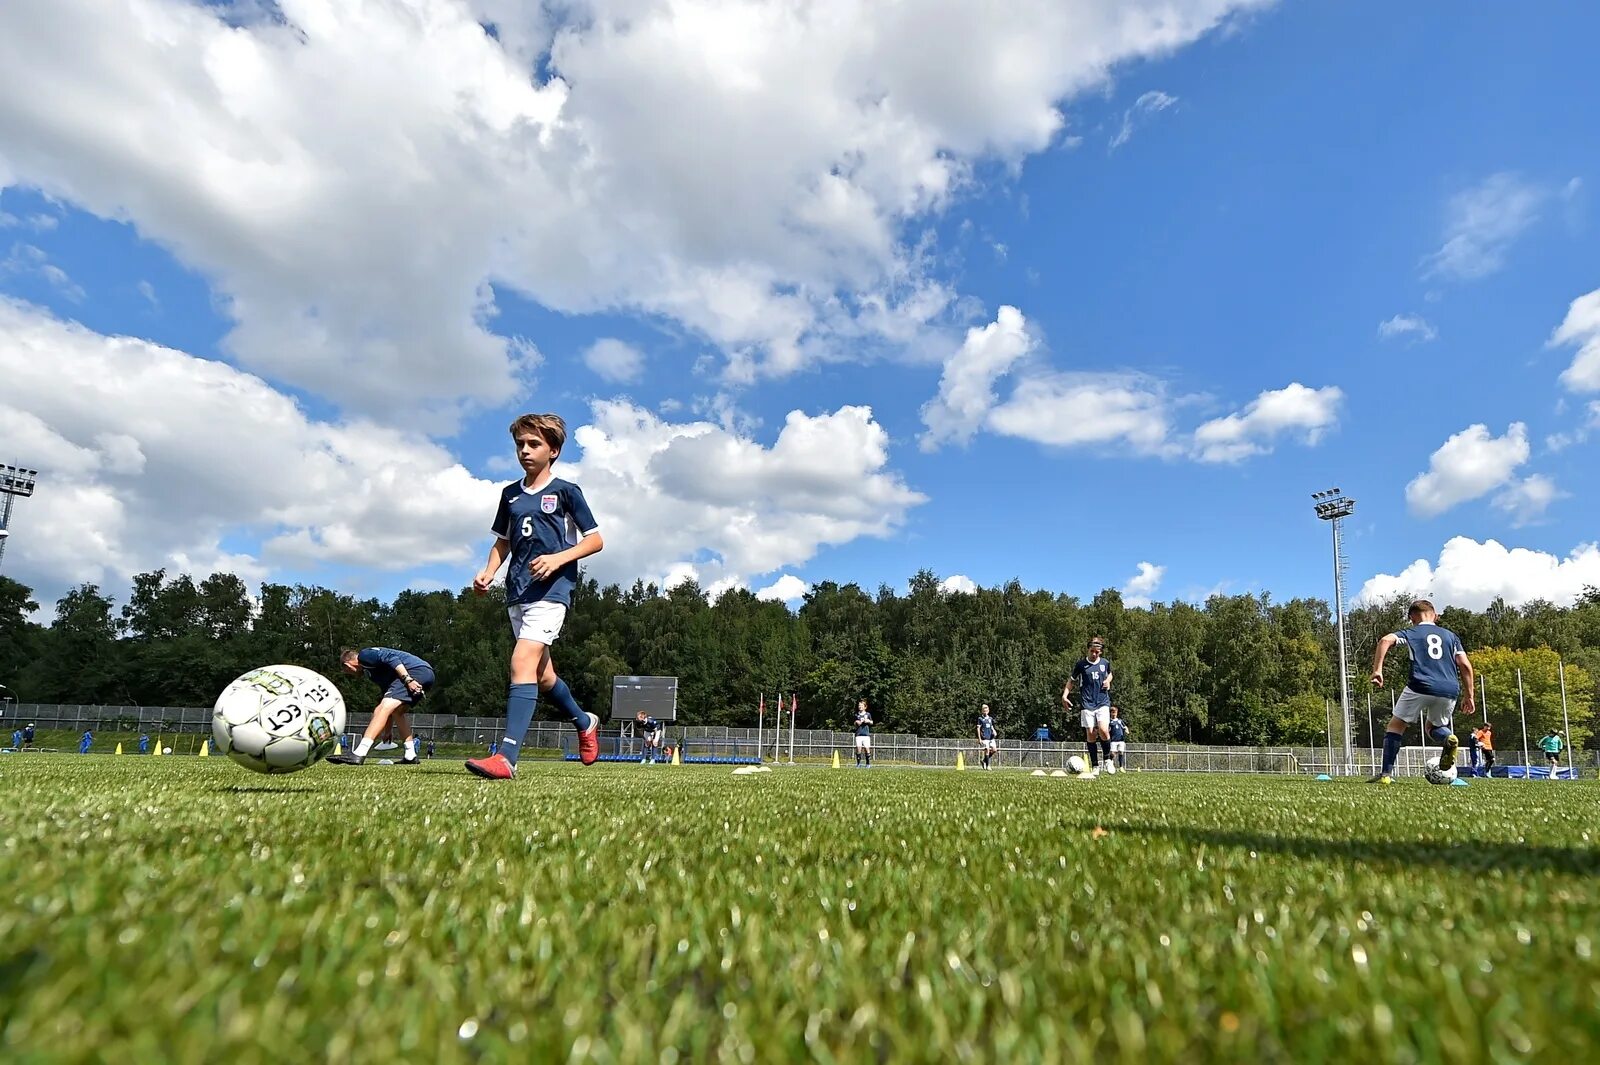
[989,371,1174,452]
[564,398,926,592]
[939,574,978,595]
[0,0,1270,414]
[756,574,810,602]
[0,298,492,601]
[1404,422,1529,518]
[136,279,158,308]
[1,299,926,608]
[1491,474,1565,528]
[1551,286,1600,393]
[1421,173,1548,282]
[919,305,1036,449]
[1190,382,1342,463]
[581,337,645,384]
[1120,561,1164,607]
[2,241,84,301]
[1109,89,1178,151]
[1358,537,1600,611]
[1377,313,1437,344]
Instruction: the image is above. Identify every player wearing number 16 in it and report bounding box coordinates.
[466,413,605,779]
[1368,598,1476,784]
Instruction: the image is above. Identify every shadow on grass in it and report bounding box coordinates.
[218,784,317,794]
[1083,822,1600,877]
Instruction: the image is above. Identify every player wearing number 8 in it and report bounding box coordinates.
[1368,599,1476,783]
[328,647,434,766]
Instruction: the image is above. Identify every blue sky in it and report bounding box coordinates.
[2,0,1598,615]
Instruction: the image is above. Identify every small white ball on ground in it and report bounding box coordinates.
[1066,755,1087,774]
[163,747,172,755]
[1423,756,1458,786]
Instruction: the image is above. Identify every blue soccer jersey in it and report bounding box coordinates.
[978,714,996,740]
[641,716,662,735]
[1071,657,1112,708]
[1392,623,1465,698]
[358,647,433,690]
[1109,717,1128,742]
[854,711,873,736]
[492,477,599,607]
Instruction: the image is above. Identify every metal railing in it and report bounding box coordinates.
[5,704,1588,774]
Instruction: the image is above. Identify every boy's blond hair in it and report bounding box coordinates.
[509,413,568,457]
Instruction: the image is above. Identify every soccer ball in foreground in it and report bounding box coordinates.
[1423,756,1458,786]
[1067,755,1088,775]
[213,665,346,774]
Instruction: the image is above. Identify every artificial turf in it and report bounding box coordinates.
[1,757,1596,1063]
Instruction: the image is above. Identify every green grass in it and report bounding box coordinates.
[1,760,1597,1063]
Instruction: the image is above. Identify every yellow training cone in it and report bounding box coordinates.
[115,742,124,756]
[199,740,209,758]
[671,746,682,766]
[956,751,966,771]
[152,738,161,757]
[832,750,841,769]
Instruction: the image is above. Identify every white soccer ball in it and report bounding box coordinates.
[1103,763,1118,775]
[1423,756,1458,786]
[1067,755,1087,775]
[212,665,346,775]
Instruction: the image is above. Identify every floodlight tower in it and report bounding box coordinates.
[0,464,40,575]
[1313,488,1355,775]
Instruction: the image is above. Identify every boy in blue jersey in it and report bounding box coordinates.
[636,710,665,763]
[1368,599,1476,783]
[329,646,434,766]
[1063,637,1113,774]
[976,704,999,770]
[466,413,604,779]
[853,699,874,767]
[79,729,93,754]
[1108,707,1129,770]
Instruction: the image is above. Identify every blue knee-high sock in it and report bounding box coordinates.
[1381,732,1403,775]
[543,678,594,731]
[502,682,538,766]
[1430,725,1454,744]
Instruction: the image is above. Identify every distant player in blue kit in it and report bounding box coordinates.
[853,700,874,767]
[79,729,93,754]
[636,710,665,763]
[466,413,604,780]
[329,646,434,766]
[1108,707,1129,770]
[1063,637,1113,774]
[1368,599,1475,783]
[139,733,150,755]
[976,704,999,770]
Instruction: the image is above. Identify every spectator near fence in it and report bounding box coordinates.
[1474,724,1495,775]
[1539,731,1564,778]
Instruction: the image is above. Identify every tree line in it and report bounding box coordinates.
[0,569,1593,749]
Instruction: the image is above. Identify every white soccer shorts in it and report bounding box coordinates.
[854,735,872,751]
[508,601,568,644]
[1080,705,1110,731]
[1392,688,1455,728]
[981,738,998,753]
[1110,740,1126,754]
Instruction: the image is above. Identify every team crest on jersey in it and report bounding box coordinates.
[540,494,558,514]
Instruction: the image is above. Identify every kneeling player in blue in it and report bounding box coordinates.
[1368,599,1476,783]
[636,711,665,763]
[328,647,434,766]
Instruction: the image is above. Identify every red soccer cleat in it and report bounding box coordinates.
[465,752,516,779]
[578,713,600,766]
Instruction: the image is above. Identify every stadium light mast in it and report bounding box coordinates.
[1313,488,1356,776]
[0,464,40,575]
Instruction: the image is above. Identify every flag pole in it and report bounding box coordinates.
[774,693,784,762]
[1516,668,1531,778]
[757,693,765,764]
[1559,658,1573,780]
[787,694,797,765]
